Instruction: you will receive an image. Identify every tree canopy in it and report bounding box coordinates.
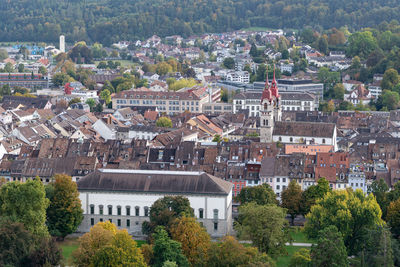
[46,174,83,238]
[0,178,49,236]
[236,203,289,257]
[305,189,384,255]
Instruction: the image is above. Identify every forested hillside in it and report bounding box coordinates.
[1,0,400,45]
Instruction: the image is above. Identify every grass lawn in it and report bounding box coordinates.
[58,238,79,265]
[276,246,310,267]
[289,227,313,243]
[135,239,147,247]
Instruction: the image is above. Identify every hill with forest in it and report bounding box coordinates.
[1,0,400,45]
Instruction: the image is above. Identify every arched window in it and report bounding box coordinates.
[290,137,293,142]
[322,138,326,144]
[126,206,131,216]
[135,206,140,216]
[144,206,149,217]
[108,205,113,215]
[99,205,104,215]
[90,204,95,215]
[199,208,204,219]
[213,209,219,220]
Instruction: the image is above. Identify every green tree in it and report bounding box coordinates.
[207,236,275,267]
[68,97,81,106]
[46,174,83,239]
[236,203,289,256]
[168,78,197,91]
[4,62,14,73]
[170,216,210,266]
[368,178,390,219]
[144,196,194,235]
[85,98,96,111]
[310,226,348,267]
[382,90,400,110]
[223,57,235,69]
[156,117,173,128]
[94,103,104,112]
[317,36,328,55]
[52,72,71,87]
[333,83,345,100]
[0,49,8,61]
[305,189,384,255]
[0,178,49,236]
[98,61,108,69]
[152,227,189,267]
[300,178,331,216]
[212,134,222,142]
[0,222,36,266]
[221,88,228,102]
[358,226,394,267]
[73,221,146,267]
[281,180,302,225]
[289,248,311,267]
[387,198,400,238]
[381,68,399,90]
[237,183,277,206]
[38,66,47,76]
[92,230,147,267]
[100,89,111,104]
[18,63,25,73]
[347,31,378,59]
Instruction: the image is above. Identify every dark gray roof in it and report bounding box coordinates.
[77,169,232,195]
[273,121,336,138]
[280,92,315,101]
[259,157,275,177]
[233,92,262,100]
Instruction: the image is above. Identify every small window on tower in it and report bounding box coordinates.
[264,103,268,109]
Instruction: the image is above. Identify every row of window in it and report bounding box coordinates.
[89,205,219,220]
[90,205,148,217]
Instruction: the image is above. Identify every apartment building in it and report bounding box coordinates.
[112,88,210,115]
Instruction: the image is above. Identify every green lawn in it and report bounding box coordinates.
[59,238,79,265]
[135,239,147,247]
[289,227,313,243]
[276,246,310,267]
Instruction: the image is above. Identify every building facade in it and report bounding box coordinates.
[77,169,233,238]
[112,89,210,115]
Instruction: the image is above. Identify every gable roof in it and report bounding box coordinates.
[77,169,232,195]
[273,121,335,138]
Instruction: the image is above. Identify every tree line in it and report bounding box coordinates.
[1,0,400,45]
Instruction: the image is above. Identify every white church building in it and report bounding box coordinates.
[76,169,233,238]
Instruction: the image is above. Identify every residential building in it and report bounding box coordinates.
[112,88,210,115]
[0,73,48,89]
[344,84,373,105]
[225,71,250,84]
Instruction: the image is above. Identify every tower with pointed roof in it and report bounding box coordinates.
[260,66,281,143]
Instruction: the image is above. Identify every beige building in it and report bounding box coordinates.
[112,88,210,115]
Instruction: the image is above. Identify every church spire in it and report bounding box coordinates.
[261,66,272,103]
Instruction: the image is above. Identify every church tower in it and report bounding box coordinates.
[260,66,281,143]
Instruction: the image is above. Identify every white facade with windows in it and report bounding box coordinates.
[225,71,250,84]
[233,91,318,116]
[77,169,233,237]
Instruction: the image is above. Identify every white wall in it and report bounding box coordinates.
[80,192,228,220]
